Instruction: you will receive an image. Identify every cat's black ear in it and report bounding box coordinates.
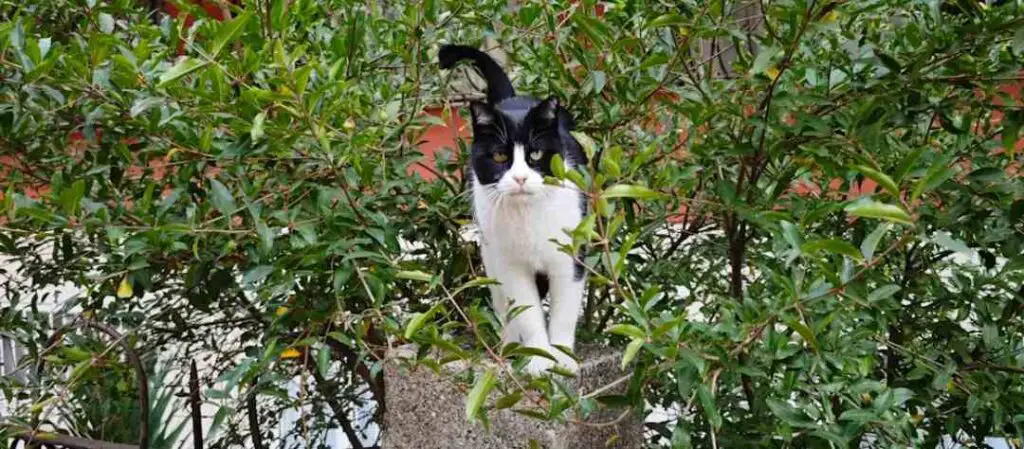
[469,101,497,128]
[529,96,560,128]
[537,96,559,121]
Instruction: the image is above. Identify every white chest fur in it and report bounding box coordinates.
[472,179,582,271]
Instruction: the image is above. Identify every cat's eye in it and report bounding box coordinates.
[529,150,544,161]
[492,153,509,163]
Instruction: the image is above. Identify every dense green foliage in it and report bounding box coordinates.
[1,0,1023,447]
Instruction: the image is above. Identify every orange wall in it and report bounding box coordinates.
[409,106,471,181]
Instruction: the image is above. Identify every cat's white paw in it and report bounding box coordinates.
[523,356,555,376]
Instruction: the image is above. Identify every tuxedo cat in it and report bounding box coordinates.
[439,44,588,375]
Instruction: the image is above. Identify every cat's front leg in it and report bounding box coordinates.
[492,270,555,375]
[547,270,585,373]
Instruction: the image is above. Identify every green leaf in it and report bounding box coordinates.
[271,0,289,32]
[590,70,606,94]
[894,146,927,182]
[317,346,331,377]
[570,131,599,159]
[967,167,1003,183]
[932,232,972,255]
[839,408,877,424]
[875,51,901,74]
[465,369,497,422]
[451,277,499,297]
[844,200,913,225]
[396,270,433,282]
[550,153,565,179]
[210,12,251,58]
[98,13,115,33]
[810,430,849,446]
[751,45,780,75]
[1010,199,1024,224]
[671,422,693,448]
[58,179,85,215]
[649,14,686,28]
[911,163,955,202]
[158,58,208,87]
[404,303,442,339]
[572,14,613,45]
[622,338,643,370]
[868,284,900,302]
[606,324,646,340]
[495,391,523,410]
[130,97,163,118]
[209,179,236,216]
[786,319,819,354]
[860,223,893,260]
[801,239,863,261]
[697,384,722,429]
[256,221,275,253]
[780,221,802,249]
[1002,114,1021,155]
[242,265,274,286]
[766,398,811,426]
[602,184,664,200]
[637,52,669,71]
[982,323,999,349]
[206,406,231,441]
[1013,27,1024,54]
[853,165,899,197]
[251,111,267,141]
[508,346,557,362]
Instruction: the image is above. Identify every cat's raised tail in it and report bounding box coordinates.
[438,44,516,105]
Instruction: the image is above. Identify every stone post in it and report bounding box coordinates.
[382,345,643,448]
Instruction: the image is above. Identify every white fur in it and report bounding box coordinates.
[473,144,585,375]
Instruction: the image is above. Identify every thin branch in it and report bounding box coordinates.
[190,360,204,449]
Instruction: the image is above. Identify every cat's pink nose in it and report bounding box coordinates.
[513,175,527,186]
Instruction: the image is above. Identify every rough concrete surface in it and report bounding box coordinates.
[382,344,643,449]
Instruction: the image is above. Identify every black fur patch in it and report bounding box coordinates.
[535,272,550,299]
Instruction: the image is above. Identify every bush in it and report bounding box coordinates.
[1,0,1023,447]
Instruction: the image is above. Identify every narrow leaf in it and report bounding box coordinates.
[853,165,900,197]
[697,384,722,429]
[649,14,686,28]
[786,319,819,354]
[242,265,274,286]
[396,270,433,282]
[606,324,646,340]
[868,284,900,302]
[844,200,913,225]
[932,232,972,255]
[465,369,497,422]
[603,184,664,200]
[317,346,331,377]
[403,303,442,339]
[495,391,523,410]
[158,58,208,87]
[251,111,266,141]
[801,239,863,261]
[116,277,133,298]
[210,12,251,58]
[860,223,892,260]
[209,179,236,215]
[622,338,643,370]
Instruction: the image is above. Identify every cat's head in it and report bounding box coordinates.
[469,96,582,198]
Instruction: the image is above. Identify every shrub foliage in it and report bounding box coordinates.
[1,0,1023,447]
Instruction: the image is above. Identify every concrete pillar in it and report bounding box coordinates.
[382,345,643,448]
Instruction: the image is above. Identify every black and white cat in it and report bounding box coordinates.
[439,44,588,375]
